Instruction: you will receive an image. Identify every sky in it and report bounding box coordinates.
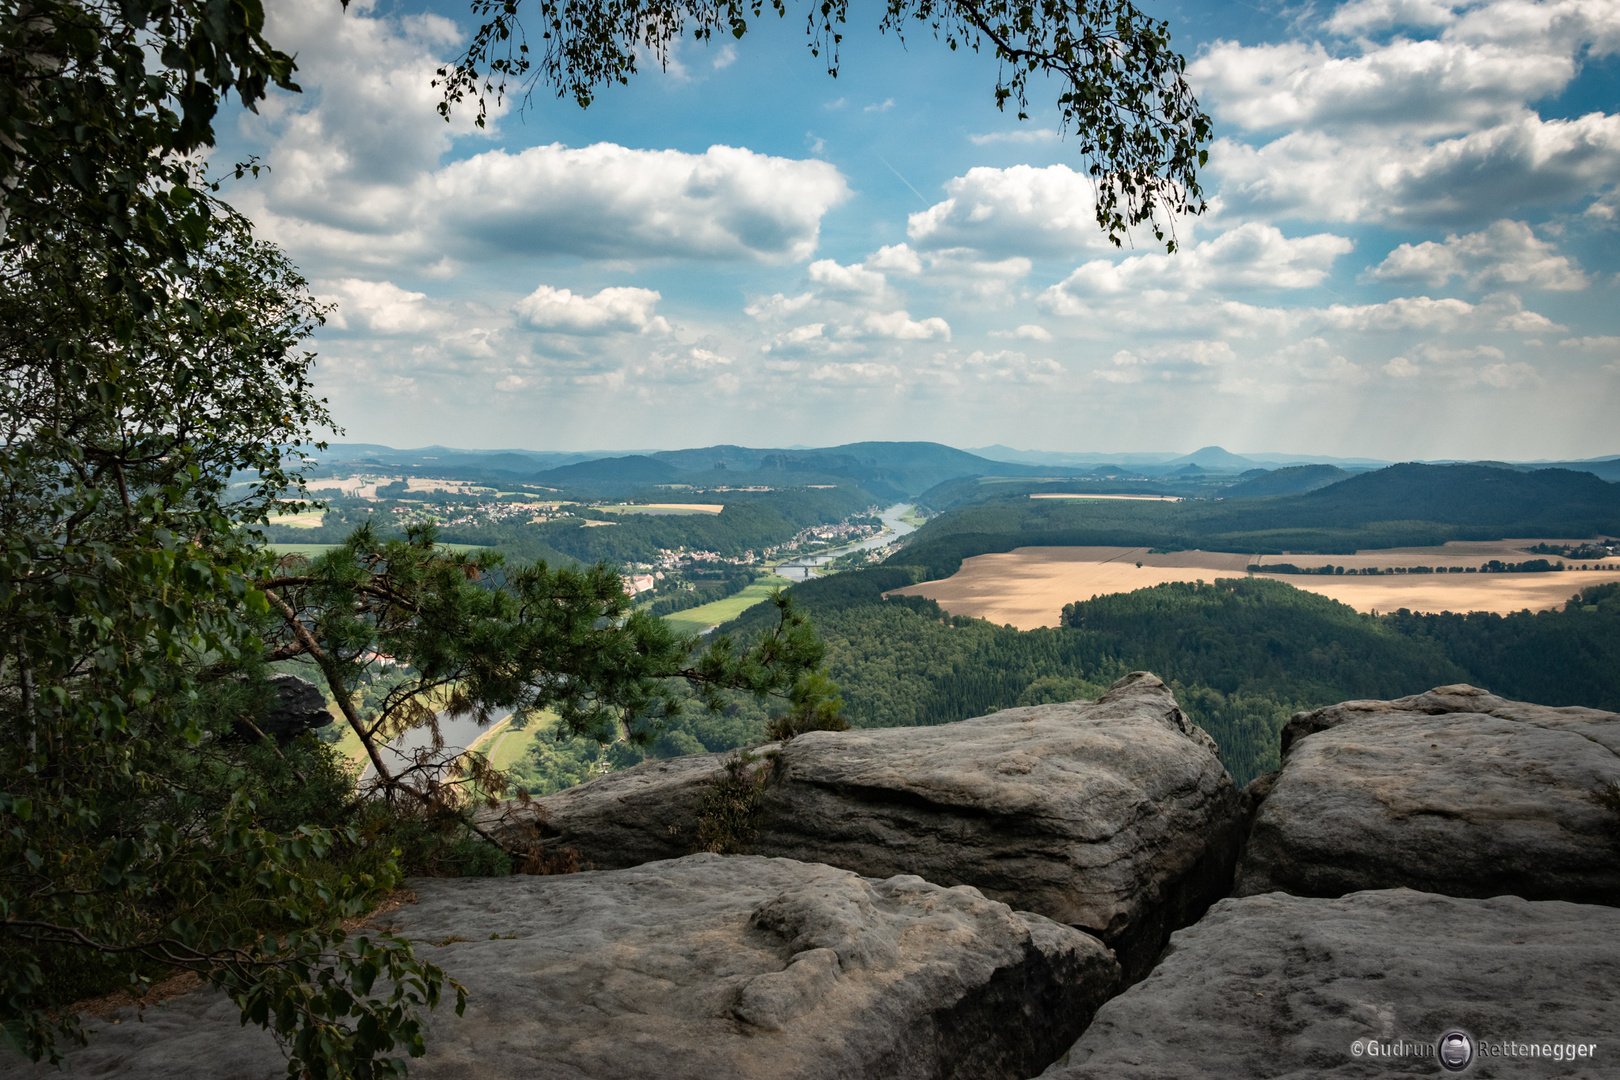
[217,0,1620,460]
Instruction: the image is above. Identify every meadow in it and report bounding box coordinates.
[659,576,792,633]
[891,541,1620,627]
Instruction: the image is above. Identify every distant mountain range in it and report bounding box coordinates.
[964,445,1395,469]
[307,441,1620,499]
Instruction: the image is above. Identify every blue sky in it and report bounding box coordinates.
[218,0,1620,459]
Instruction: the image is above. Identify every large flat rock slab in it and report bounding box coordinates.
[1235,684,1620,903]
[3,855,1116,1080]
[1044,889,1620,1080]
[518,673,1241,981]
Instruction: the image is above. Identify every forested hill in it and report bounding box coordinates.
[713,571,1620,786]
[642,441,1065,500]
[1285,463,1620,531]
[900,463,1620,578]
[1221,464,1350,498]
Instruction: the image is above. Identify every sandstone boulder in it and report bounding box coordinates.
[1043,888,1620,1080]
[1235,684,1620,903]
[3,855,1116,1080]
[516,672,1241,981]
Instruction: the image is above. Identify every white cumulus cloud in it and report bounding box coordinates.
[513,286,670,335]
[1367,219,1587,289]
[856,311,952,342]
[429,143,850,263]
[1194,0,1620,227]
[907,165,1114,257]
[1050,223,1352,301]
[322,278,452,334]
[808,259,888,296]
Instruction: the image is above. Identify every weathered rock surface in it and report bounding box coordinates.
[516,673,1241,981]
[1235,684,1620,903]
[1043,888,1620,1080]
[3,855,1116,1080]
[263,672,332,740]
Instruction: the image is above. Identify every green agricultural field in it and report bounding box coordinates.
[899,508,929,528]
[661,576,791,634]
[469,711,553,775]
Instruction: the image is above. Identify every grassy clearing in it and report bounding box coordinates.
[661,576,791,634]
[483,712,555,773]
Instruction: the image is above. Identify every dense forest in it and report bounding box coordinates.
[903,463,1620,578]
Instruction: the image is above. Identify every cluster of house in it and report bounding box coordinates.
[621,572,664,595]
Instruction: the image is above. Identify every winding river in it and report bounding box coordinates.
[774,502,918,582]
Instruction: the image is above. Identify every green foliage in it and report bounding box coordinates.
[440,0,1210,250]
[693,750,774,855]
[1,0,299,320]
[764,671,850,741]
[263,527,835,819]
[352,802,513,880]
[505,725,611,797]
[0,160,471,1067]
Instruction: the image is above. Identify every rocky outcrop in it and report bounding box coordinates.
[1235,684,1620,903]
[509,749,735,869]
[1043,888,1620,1079]
[516,673,1241,981]
[262,673,333,741]
[5,855,1117,1080]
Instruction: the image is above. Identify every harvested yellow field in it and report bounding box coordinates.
[305,476,390,497]
[405,478,490,494]
[889,541,1620,628]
